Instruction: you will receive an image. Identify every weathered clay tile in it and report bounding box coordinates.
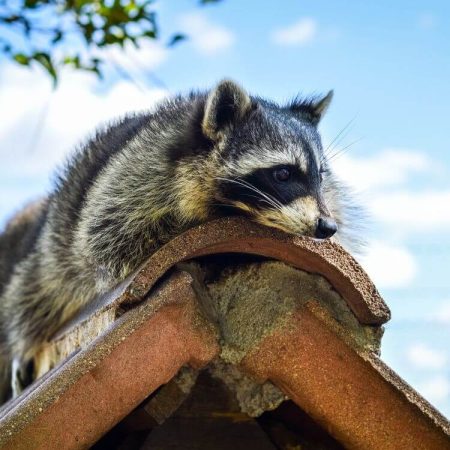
[0,272,219,449]
[0,218,448,449]
[241,305,450,449]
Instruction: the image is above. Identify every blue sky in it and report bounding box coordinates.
[1,0,449,416]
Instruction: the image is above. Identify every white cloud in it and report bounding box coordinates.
[358,240,417,288]
[417,375,450,404]
[332,148,431,192]
[179,12,235,55]
[100,40,168,84]
[272,18,317,46]
[407,343,447,369]
[429,302,450,325]
[0,63,168,220]
[369,190,450,232]
[332,148,450,233]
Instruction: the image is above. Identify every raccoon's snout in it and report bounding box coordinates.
[315,217,337,239]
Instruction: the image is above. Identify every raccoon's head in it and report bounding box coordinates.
[202,79,340,240]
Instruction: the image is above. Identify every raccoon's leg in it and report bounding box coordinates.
[12,357,23,397]
[11,357,34,397]
[1,256,51,396]
[0,355,12,403]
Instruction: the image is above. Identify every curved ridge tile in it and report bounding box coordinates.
[122,217,390,326]
[59,217,389,337]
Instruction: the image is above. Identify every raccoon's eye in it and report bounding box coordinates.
[273,167,291,182]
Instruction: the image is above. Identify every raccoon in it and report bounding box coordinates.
[0,79,358,402]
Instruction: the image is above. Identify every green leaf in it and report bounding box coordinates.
[52,29,63,44]
[167,33,186,47]
[24,0,40,9]
[0,39,12,54]
[1,0,224,83]
[13,53,30,65]
[0,15,20,24]
[32,52,58,87]
[63,55,81,67]
[143,29,156,39]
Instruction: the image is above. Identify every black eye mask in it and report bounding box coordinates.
[221,164,321,210]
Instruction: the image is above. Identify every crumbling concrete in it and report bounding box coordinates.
[184,259,382,418]
[203,260,382,363]
[0,217,447,450]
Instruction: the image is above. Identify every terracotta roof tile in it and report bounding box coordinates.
[0,272,218,449]
[58,217,390,342]
[241,305,450,449]
[0,218,448,449]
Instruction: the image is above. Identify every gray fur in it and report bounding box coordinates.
[0,80,360,403]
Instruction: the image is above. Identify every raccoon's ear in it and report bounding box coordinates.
[290,90,333,125]
[202,79,252,140]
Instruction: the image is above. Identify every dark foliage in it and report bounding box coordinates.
[0,0,222,85]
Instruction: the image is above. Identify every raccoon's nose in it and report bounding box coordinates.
[315,217,338,239]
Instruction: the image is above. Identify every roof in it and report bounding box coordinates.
[0,217,448,449]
